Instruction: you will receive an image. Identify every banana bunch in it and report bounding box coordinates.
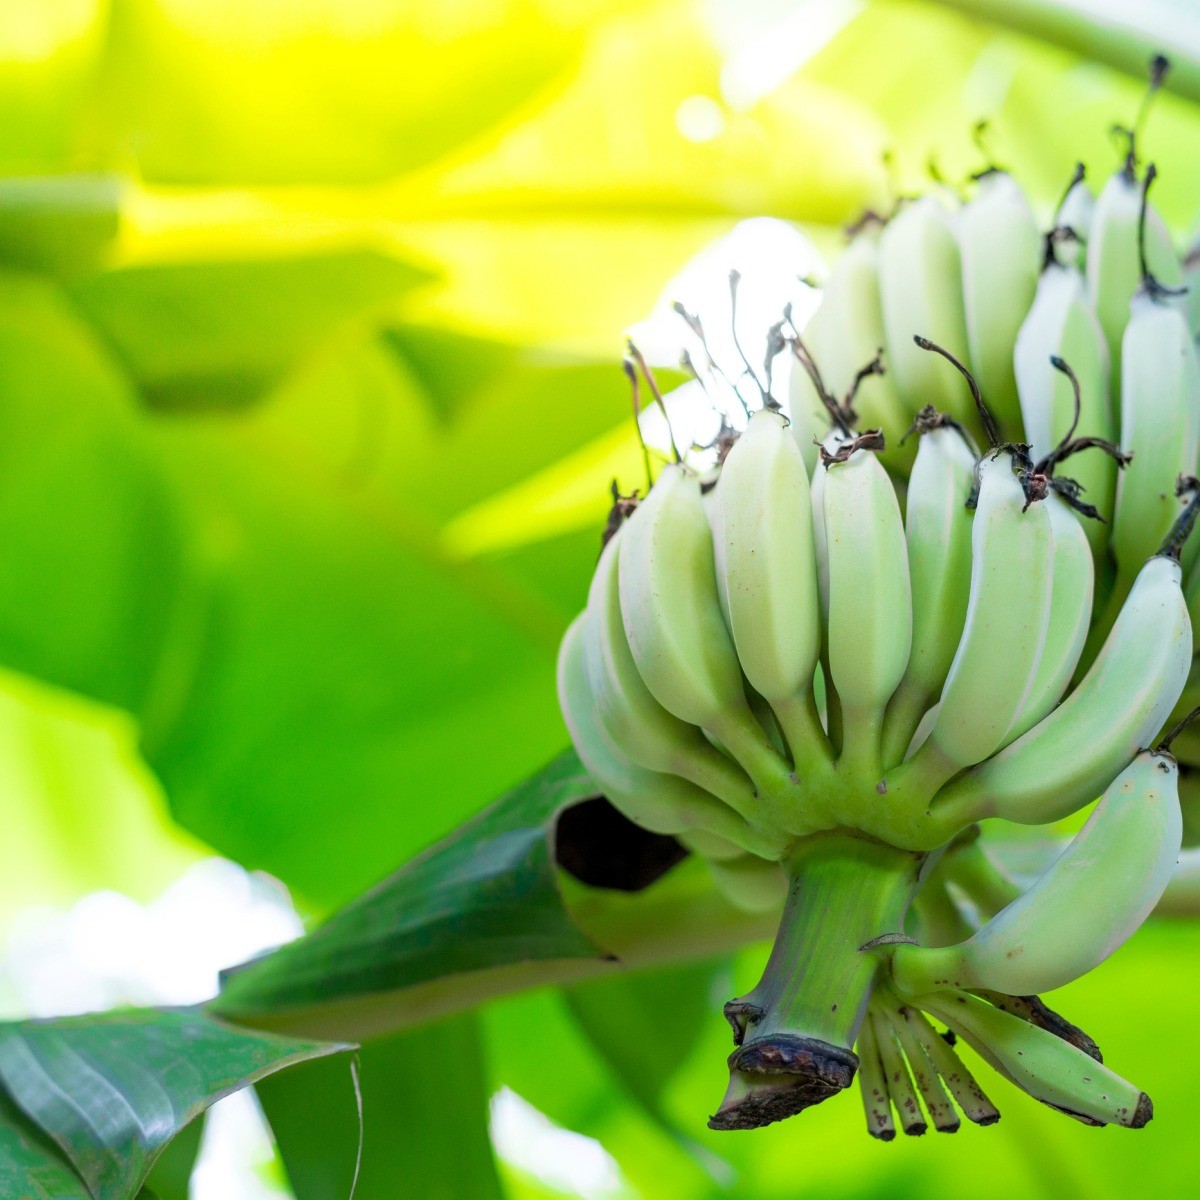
[558,57,1200,1139]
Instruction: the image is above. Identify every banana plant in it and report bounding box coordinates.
[8,1,1200,1197]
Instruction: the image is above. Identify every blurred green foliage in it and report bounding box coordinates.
[3,1,1200,1197]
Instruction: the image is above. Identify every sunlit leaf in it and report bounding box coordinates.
[83,0,630,185]
[808,1,1200,226]
[0,174,122,275]
[0,272,182,715]
[0,0,107,173]
[69,249,430,409]
[923,0,1200,105]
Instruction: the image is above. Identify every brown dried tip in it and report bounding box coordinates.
[1138,164,1189,301]
[901,403,978,454]
[708,1038,859,1131]
[600,479,639,550]
[845,209,888,239]
[819,429,886,467]
[913,335,1001,448]
[1157,475,1200,560]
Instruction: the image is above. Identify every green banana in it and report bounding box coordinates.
[879,1003,959,1132]
[819,438,912,775]
[1110,293,1200,593]
[1003,492,1094,743]
[959,171,1041,437]
[1184,232,1200,339]
[931,551,1192,827]
[617,465,797,817]
[1013,258,1114,555]
[582,524,761,817]
[916,990,1151,1128]
[710,408,833,777]
[881,415,977,768]
[561,611,786,858]
[905,451,1053,787]
[892,748,1181,996]
[856,1006,895,1140]
[1086,166,1182,381]
[1054,165,1093,268]
[703,852,790,913]
[869,1008,926,1135]
[896,999,998,1125]
[798,225,915,465]
[878,197,976,434]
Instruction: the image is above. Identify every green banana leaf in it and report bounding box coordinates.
[924,0,1200,103]
[0,1089,87,1200]
[69,250,432,409]
[212,750,768,1039]
[0,1008,351,1200]
[257,1014,502,1200]
[0,175,122,276]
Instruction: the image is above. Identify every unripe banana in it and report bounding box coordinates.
[1186,557,1200,643]
[959,171,1041,438]
[564,614,772,859]
[582,525,759,816]
[881,419,976,768]
[856,1006,895,1140]
[1110,294,1200,589]
[1184,233,1200,339]
[1003,493,1095,743]
[819,441,912,773]
[880,1002,959,1132]
[890,999,998,1126]
[878,197,976,434]
[932,552,1192,827]
[906,452,1053,785]
[1086,167,1182,380]
[710,409,832,777]
[893,749,1181,996]
[787,349,827,476]
[916,990,1151,1128]
[868,1009,926,1135]
[618,466,797,818]
[561,612,787,859]
[796,226,915,467]
[1013,261,1113,555]
[1055,169,1094,269]
[703,853,789,913]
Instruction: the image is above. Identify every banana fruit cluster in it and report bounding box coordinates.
[558,70,1200,1139]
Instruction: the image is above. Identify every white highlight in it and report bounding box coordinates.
[675,95,727,143]
[712,0,866,109]
[0,859,304,1200]
[627,217,824,465]
[490,1087,627,1200]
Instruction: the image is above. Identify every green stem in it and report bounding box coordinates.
[838,703,884,782]
[773,691,836,780]
[880,680,930,771]
[919,0,1200,106]
[709,834,924,1130]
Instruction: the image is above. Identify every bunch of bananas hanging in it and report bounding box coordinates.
[557,58,1200,1138]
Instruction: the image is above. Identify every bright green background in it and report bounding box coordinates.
[3,1,1200,1196]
